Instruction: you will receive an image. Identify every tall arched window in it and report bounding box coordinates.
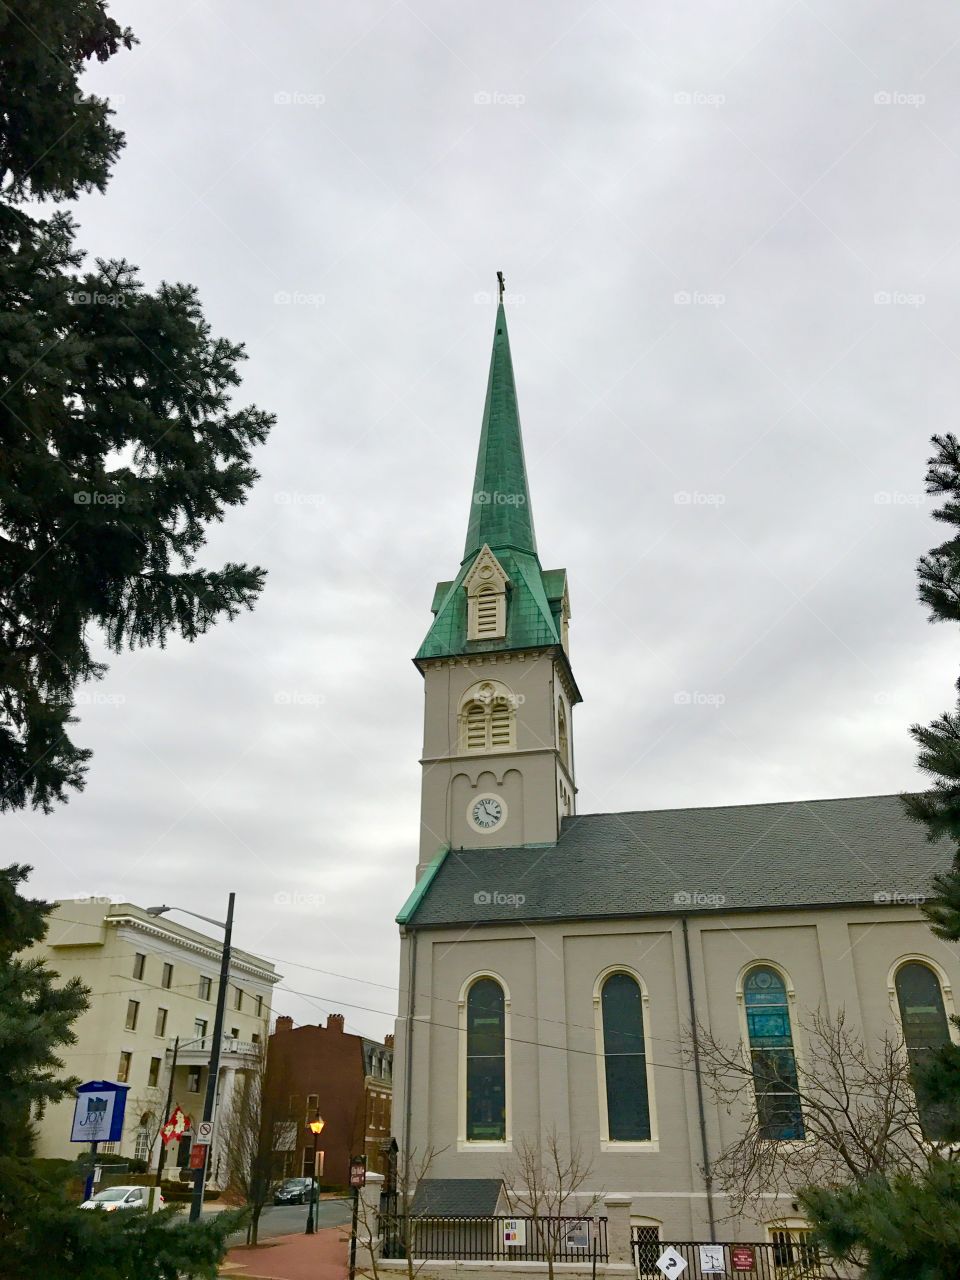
[465,978,506,1141]
[743,966,804,1140]
[558,701,569,769]
[601,972,651,1141]
[895,961,952,1139]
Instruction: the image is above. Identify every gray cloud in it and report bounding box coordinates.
[13,0,960,1037]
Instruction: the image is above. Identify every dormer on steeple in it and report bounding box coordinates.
[464,545,509,641]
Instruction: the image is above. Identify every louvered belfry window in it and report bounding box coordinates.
[476,586,499,634]
[465,702,487,750]
[461,692,515,751]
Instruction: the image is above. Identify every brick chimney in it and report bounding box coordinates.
[384,1034,394,1049]
[275,1015,294,1033]
[326,1013,345,1032]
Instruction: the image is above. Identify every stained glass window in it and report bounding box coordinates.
[466,978,506,1141]
[895,961,951,1139]
[601,972,651,1141]
[743,966,804,1140]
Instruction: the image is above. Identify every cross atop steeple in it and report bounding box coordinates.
[496,270,506,302]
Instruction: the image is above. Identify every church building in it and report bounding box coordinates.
[391,295,958,1248]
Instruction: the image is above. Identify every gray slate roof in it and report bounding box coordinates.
[410,1178,504,1216]
[408,794,949,928]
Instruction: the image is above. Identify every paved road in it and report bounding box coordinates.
[227,1197,352,1244]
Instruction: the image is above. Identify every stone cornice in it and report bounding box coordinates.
[105,914,279,984]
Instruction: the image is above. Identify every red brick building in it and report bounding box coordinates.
[265,1013,393,1188]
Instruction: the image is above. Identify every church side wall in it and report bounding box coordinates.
[400,903,960,1243]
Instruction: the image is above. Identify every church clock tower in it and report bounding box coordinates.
[414,293,580,873]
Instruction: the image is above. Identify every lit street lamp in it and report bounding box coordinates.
[146,893,235,1223]
[305,1114,325,1235]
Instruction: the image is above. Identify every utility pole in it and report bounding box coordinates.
[190,892,235,1222]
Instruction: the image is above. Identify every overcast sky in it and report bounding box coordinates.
[11,0,960,1040]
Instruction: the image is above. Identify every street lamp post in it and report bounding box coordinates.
[305,1115,325,1235]
[147,893,235,1223]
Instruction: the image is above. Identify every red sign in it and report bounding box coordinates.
[188,1143,207,1170]
[731,1245,755,1271]
[349,1157,367,1188]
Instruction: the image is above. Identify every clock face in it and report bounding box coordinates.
[468,793,506,833]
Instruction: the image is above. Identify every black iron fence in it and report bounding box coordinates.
[380,1214,608,1262]
[633,1232,843,1279]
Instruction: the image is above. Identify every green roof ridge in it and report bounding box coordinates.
[463,303,537,561]
[396,845,450,924]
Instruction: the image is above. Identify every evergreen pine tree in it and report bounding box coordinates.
[0,864,88,1153]
[800,436,960,1274]
[0,4,260,1272]
[1,0,274,813]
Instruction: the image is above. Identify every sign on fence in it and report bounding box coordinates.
[655,1246,687,1276]
[698,1244,725,1274]
[731,1244,756,1271]
[502,1219,526,1248]
[564,1220,591,1252]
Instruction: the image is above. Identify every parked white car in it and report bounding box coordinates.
[80,1185,163,1211]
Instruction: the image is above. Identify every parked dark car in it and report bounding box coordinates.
[274,1177,313,1205]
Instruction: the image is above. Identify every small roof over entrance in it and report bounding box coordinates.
[410,1178,506,1217]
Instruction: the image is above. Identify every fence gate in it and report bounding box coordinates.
[632,1230,830,1279]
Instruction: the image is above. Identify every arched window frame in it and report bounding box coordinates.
[593,965,659,1151]
[557,699,570,772]
[458,681,517,753]
[458,971,511,1152]
[887,954,959,1139]
[736,960,807,1145]
[887,954,957,1031]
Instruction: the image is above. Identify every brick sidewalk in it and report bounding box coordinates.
[220,1224,348,1280]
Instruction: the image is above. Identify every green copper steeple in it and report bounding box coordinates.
[463,302,537,561]
[416,294,575,670]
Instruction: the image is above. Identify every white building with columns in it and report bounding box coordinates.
[32,897,279,1185]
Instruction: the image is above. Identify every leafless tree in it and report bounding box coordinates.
[689,1007,940,1223]
[354,1145,441,1280]
[501,1130,603,1280]
[218,1051,293,1244]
